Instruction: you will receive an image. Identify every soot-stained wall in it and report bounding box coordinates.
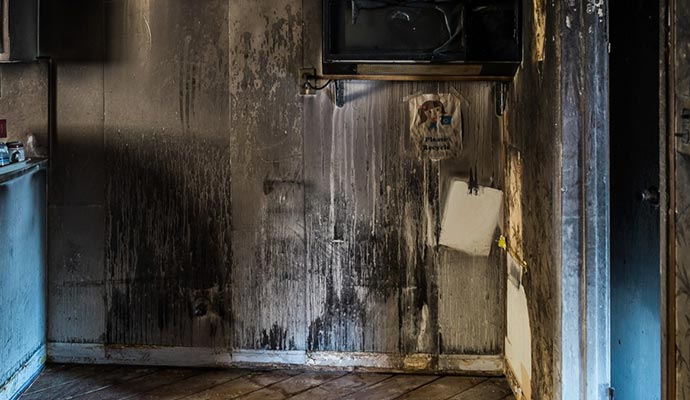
[38,0,506,365]
[505,0,559,398]
[506,0,611,397]
[674,0,690,397]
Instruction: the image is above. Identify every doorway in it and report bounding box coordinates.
[610,0,662,399]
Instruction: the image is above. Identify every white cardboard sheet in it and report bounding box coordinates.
[439,179,503,257]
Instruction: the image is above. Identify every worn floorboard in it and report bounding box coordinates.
[128,370,251,400]
[397,376,488,400]
[20,365,121,396]
[21,364,515,400]
[288,373,392,400]
[21,366,155,400]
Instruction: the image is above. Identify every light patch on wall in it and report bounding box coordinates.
[533,0,546,63]
[506,147,524,263]
[506,253,531,400]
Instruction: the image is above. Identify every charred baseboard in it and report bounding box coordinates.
[306,352,503,375]
[47,343,503,374]
[47,343,234,368]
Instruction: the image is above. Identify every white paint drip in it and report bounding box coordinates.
[417,304,429,350]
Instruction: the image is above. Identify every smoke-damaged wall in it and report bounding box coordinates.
[506,0,611,397]
[37,0,505,367]
[674,0,690,397]
[504,0,560,398]
[0,64,48,156]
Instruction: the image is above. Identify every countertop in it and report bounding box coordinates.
[0,158,48,184]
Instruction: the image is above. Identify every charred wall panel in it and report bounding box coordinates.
[47,0,107,344]
[505,0,560,397]
[228,0,307,351]
[674,0,690,396]
[103,0,231,348]
[303,80,504,355]
[437,82,505,355]
[36,0,505,361]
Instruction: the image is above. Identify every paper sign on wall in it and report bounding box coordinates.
[408,93,462,161]
[439,179,503,257]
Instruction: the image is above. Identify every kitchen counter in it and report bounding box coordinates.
[0,158,48,184]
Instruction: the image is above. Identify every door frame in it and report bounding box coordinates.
[663,0,674,398]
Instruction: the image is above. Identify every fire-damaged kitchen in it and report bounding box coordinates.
[0,0,685,399]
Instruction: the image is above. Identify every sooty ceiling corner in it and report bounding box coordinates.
[0,0,38,62]
[38,0,103,63]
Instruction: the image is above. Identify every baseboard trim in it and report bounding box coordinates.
[308,352,503,375]
[231,349,307,366]
[1,344,46,400]
[47,343,503,374]
[47,343,233,367]
[438,354,504,375]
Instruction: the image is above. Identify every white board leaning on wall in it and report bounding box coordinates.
[439,179,503,257]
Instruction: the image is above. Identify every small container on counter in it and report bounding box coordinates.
[0,143,10,166]
[6,141,25,163]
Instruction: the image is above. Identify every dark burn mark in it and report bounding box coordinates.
[258,324,294,351]
[306,132,440,353]
[105,134,232,346]
[307,261,368,352]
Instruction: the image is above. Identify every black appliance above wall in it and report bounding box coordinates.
[322,0,522,80]
[0,0,38,62]
[38,0,103,63]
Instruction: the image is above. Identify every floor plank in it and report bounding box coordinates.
[181,370,301,400]
[448,378,514,400]
[340,374,440,400]
[21,366,155,400]
[19,365,517,400]
[128,369,251,400]
[236,371,346,400]
[21,365,121,396]
[397,376,488,400]
[74,368,204,400]
[288,373,392,400]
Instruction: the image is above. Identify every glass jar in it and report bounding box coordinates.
[0,143,10,166]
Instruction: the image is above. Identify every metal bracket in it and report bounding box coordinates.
[493,82,508,117]
[676,104,690,156]
[298,67,317,96]
[335,81,345,108]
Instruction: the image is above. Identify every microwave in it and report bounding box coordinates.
[322,0,522,80]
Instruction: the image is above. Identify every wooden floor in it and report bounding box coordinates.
[19,364,516,400]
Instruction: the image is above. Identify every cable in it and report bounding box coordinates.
[305,79,333,91]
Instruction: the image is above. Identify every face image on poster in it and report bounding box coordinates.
[408,93,462,161]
